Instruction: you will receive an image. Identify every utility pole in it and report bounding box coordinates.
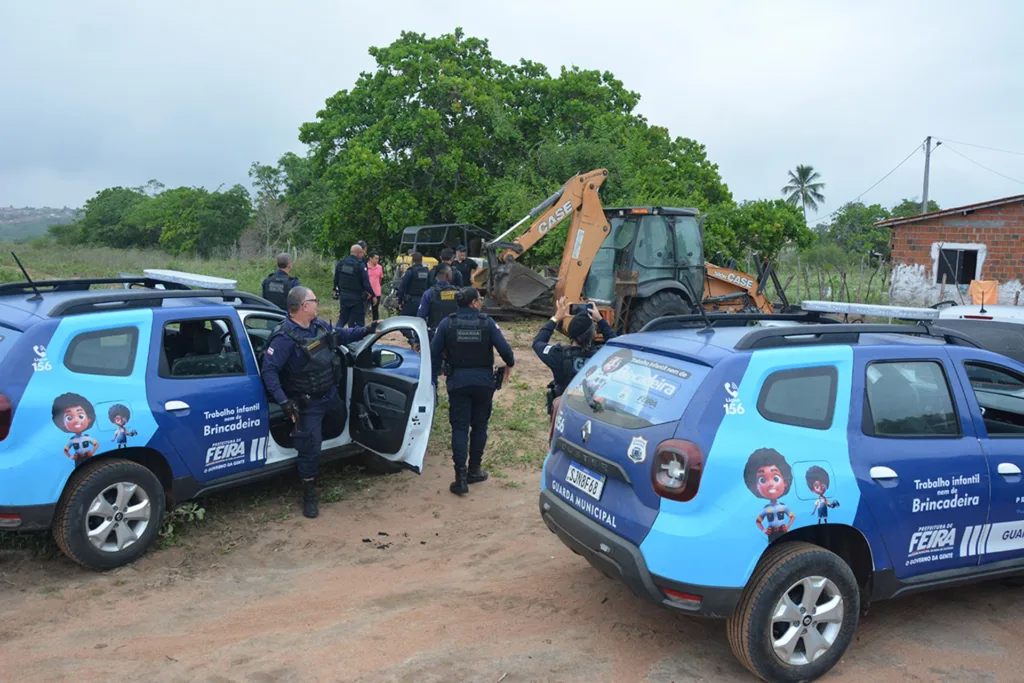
[921,136,932,215]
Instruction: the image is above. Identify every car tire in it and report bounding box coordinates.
[359,451,406,475]
[727,542,859,683]
[52,459,166,571]
[628,291,692,333]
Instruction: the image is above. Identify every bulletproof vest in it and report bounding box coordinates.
[404,265,430,301]
[273,321,342,400]
[427,284,459,329]
[336,256,363,295]
[444,312,494,369]
[262,271,292,310]
[554,345,596,395]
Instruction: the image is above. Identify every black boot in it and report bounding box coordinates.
[302,479,319,518]
[449,467,469,495]
[467,465,489,484]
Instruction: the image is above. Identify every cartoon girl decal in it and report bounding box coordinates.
[108,404,137,449]
[744,448,795,542]
[52,393,99,464]
[806,465,840,524]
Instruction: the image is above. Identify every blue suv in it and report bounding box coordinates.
[0,271,433,570]
[540,310,1024,682]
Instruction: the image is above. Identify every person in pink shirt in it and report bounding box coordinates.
[367,251,384,321]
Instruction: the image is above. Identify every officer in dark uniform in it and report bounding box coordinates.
[431,287,515,495]
[427,248,464,288]
[334,244,373,328]
[397,252,431,317]
[262,286,378,518]
[452,244,477,287]
[533,296,616,414]
[261,253,300,311]
[417,264,460,340]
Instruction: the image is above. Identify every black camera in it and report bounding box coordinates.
[569,302,595,315]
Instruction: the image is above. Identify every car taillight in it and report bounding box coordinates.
[549,396,562,443]
[651,439,704,502]
[0,393,11,442]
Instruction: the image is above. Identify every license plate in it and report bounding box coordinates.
[565,462,606,501]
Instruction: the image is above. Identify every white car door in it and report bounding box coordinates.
[347,316,434,473]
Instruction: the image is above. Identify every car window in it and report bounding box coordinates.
[964,362,1024,436]
[931,319,1024,365]
[64,327,139,377]
[863,360,960,438]
[757,366,838,430]
[161,318,245,379]
[243,315,283,332]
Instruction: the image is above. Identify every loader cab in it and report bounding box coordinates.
[583,207,704,306]
[397,223,493,262]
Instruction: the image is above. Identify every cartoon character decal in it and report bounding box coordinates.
[806,465,840,524]
[744,448,795,542]
[52,392,100,464]
[108,403,138,449]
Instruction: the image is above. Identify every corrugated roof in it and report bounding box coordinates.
[874,194,1024,228]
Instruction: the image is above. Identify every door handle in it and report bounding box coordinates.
[998,463,1022,476]
[870,466,898,480]
[164,400,190,412]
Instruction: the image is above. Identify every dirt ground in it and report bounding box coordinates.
[0,325,1020,682]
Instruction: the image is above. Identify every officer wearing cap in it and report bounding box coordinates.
[261,253,300,311]
[334,244,374,328]
[417,264,460,340]
[431,287,515,495]
[262,286,379,518]
[533,296,616,414]
[428,247,464,288]
[452,244,477,287]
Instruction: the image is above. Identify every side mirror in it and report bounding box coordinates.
[373,348,403,369]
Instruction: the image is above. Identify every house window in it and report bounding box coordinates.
[935,247,979,285]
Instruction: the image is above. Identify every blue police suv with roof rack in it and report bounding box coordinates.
[541,302,1024,683]
[0,268,433,570]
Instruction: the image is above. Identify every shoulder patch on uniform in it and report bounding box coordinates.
[266,347,274,355]
[543,345,552,354]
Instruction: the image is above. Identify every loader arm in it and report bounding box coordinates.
[486,168,610,308]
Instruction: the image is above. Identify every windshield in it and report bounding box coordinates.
[564,345,708,429]
[583,217,637,301]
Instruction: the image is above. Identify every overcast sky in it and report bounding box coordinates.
[2,0,1023,225]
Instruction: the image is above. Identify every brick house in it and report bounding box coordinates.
[877,194,1024,305]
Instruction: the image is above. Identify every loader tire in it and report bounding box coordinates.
[628,291,691,333]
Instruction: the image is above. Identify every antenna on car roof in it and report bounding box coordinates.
[979,290,987,315]
[696,266,715,335]
[10,251,42,301]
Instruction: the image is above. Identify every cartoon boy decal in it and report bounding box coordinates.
[582,349,633,397]
[108,404,137,449]
[52,393,99,464]
[806,465,840,524]
[744,448,795,542]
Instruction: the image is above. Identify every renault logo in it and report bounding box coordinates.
[581,420,592,443]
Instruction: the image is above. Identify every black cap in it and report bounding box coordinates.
[566,312,593,341]
[455,244,467,252]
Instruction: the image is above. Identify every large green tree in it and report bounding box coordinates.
[782,165,826,217]
[703,199,814,262]
[299,28,732,259]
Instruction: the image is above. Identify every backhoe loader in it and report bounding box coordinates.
[482,168,790,333]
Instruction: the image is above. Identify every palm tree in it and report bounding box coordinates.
[782,165,826,217]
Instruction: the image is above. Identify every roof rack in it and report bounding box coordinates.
[48,289,277,317]
[732,323,983,351]
[0,276,194,296]
[639,309,838,333]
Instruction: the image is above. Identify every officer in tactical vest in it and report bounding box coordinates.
[397,252,430,317]
[416,264,460,340]
[534,296,616,414]
[427,248,464,288]
[261,253,300,311]
[334,244,374,328]
[431,287,515,495]
[262,286,379,518]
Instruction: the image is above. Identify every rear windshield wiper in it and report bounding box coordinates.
[582,378,603,413]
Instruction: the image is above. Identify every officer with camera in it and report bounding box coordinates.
[261,253,300,311]
[262,286,379,519]
[533,296,616,414]
[431,287,515,496]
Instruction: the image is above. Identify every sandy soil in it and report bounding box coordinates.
[0,326,1019,682]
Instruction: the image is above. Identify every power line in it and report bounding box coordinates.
[940,142,1024,186]
[808,142,923,226]
[934,137,1024,157]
